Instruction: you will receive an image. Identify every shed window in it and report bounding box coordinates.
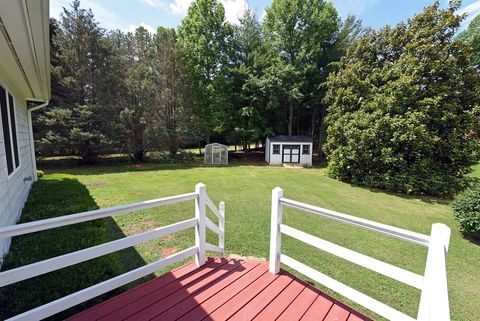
[0,86,20,175]
[272,144,280,154]
[302,144,310,155]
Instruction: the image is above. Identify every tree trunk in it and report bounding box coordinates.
[134,150,144,162]
[318,105,327,158]
[288,104,294,136]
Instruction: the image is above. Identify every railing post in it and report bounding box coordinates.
[195,183,207,266]
[417,223,451,321]
[269,187,283,274]
[219,201,225,256]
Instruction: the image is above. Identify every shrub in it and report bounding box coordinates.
[36,170,44,178]
[452,185,480,238]
[323,2,480,197]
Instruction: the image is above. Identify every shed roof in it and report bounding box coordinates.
[205,143,228,148]
[268,135,313,143]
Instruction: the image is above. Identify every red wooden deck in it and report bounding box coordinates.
[70,257,373,321]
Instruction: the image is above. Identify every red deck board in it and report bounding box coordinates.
[205,268,280,320]
[300,291,336,321]
[98,258,232,321]
[323,302,352,321]
[151,260,261,321]
[228,273,293,321]
[69,258,373,321]
[176,262,269,321]
[252,274,306,320]
[70,259,207,321]
[276,284,321,321]
[123,259,241,321]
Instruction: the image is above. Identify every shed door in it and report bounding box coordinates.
[282,145,300,163]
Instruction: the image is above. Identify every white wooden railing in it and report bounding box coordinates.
[269,187,451,321]
[0,183,225,321]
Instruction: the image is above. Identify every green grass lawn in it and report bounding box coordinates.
[3,161,480,320]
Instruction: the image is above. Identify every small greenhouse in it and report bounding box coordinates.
[204,143,228,165]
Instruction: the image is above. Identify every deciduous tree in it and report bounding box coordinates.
[324,1,480,196]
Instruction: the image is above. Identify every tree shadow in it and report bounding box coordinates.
[0,177,149,320]
[38,149,329,176]
[342,181,452,205]
[462,232,480,246]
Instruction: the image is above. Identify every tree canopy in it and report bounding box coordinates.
[324,1,480,196]
[33,0,480,196]
[457,13,480,70]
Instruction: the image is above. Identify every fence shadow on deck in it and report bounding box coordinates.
[0,177,149,320]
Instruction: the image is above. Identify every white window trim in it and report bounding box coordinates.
[302,144,311,155]
[272,144,281,155]
[1,87,21,178]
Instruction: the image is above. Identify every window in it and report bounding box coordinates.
[302,144,310,155]
[272,144,280,154]
[1,86,20,175]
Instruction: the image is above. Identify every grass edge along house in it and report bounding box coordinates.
[0,0,50,260]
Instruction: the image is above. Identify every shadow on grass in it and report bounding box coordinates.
[38,150,328,177]
[0,177,149,320]
[342,181,452,205]
[462,232,480,246]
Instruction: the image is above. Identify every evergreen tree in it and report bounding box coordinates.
[35,1,120,162]
[118,27,156,162]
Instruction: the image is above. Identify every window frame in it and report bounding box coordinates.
[0,85,21,178]
[302,144,311,155]
[272,144,280,155]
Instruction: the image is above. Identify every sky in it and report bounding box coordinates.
[50,0,480,33]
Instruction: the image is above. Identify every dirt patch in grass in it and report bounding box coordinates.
[87,181,107,188]
[124,219,156,235]
[129,164,155,170]
[159,246,178,257]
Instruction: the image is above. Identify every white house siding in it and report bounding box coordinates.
[0,94,34,260]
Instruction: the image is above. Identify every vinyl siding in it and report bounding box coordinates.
[0,93,34,261]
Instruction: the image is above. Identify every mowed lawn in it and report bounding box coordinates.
[21,163,480,320]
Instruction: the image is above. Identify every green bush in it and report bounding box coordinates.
[36,170,44,178]
[452,185,480,238]
[323,3,480,197]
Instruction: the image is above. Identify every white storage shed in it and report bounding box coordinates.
[265,136,313,166]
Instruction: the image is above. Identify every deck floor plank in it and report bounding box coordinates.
[176,262,269,321]
[252,274,306,321]
[151,260,261,321]
[300,291,336,321]
[122,259,241,321]
[99,258,232,321]
[68,258,373,321]
[227,274,293,321]
[70,259,211,321]
[276,284,321,321]
[323,301,352,321]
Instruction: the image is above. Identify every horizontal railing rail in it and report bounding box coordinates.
[0,183,225,321]
[269,187,451,321]
[0,192,198,238]
[280,197,431,247]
